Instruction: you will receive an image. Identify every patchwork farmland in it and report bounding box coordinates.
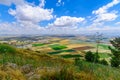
[29,37,111,60]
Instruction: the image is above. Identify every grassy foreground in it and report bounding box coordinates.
[0,44,120,80]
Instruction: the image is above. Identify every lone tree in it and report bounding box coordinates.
[109,37,120,67]
[93,32,103,63]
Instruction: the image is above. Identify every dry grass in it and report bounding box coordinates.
[0,66,26,80]
[75,71,96,80]
[59,39,70,45]
[67,44,89,49]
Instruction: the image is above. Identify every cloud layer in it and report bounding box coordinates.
[0,0,120,35]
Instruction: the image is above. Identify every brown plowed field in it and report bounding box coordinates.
[73,46,94,50]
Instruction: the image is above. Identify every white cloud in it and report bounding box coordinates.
[39,0,45,8]
[0,0,24,6]
[49,16,85,27]
[92,0,120,23]
[115,22,120,25]
[90,0,120,28]
[93,0,119,14]
[41,16,85,34]
[56,0,64,6]
[3,0,54,32]
[9,4,54,23]
[94,12,118,22]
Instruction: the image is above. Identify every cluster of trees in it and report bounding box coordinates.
[85,51,108,65]
[85,37,120,67]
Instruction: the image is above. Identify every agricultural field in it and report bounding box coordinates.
[32,43,45,47]
[28,37,112,60]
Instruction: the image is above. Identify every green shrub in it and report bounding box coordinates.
[85,51,94,62]
[99,59,108,65]
[85,51,100,63]
[111,57,120,67]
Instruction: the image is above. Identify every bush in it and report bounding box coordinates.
[85,51,99,63]
[111,57,120,67]
[85,51,94,62]
[99,59,108,65]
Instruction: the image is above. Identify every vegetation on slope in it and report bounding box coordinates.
[0,43,120,80]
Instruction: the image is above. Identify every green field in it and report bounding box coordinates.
[98,44,110,50]
[32,43,45,47]
[99,53,111,58]
[49,44,67,50]
[48,49,75,55]
[61,54,82,58]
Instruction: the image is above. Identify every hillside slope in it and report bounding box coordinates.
[0,44,120,80]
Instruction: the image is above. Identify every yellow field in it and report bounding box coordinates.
[59,39,70,45]
[67,44,88,49]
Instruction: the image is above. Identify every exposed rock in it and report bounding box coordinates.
[2,63,18,70]
[28,74,41,80]
[21,64,33,74]
[25,72,34,78]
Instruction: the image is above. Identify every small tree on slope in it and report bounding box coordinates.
[109,37,120,67]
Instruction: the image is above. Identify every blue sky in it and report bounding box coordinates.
[0,0,120,35]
